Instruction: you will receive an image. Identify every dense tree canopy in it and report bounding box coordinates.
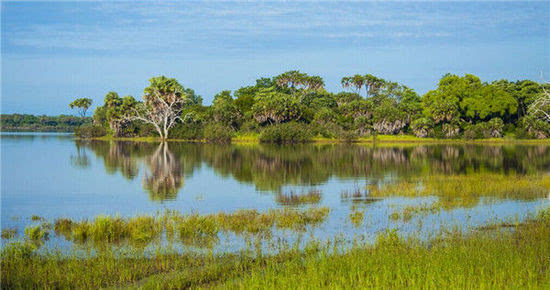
[66,71,549,141]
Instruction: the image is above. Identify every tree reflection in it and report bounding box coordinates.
[143,142,183,201]
[80,140,550,198]
[70,141,90,168]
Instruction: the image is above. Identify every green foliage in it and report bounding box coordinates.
[170,123,204,140]
[461,85,517,121]
[69,97,93,118]
[516,116,550,139]
[463,118,505,139]
[61,73,547,140]
[74,123,107,138]
[212,90,241,128]
[1,114,90,132]
[259,122,313,143]
[203,123,233,143]
[252,88,305,124]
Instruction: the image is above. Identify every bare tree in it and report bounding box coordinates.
[528,83,550,122]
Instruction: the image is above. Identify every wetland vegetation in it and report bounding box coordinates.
[2,208,549,289]
[1,134,549,288]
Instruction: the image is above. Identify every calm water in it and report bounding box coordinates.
[1,133,549,249]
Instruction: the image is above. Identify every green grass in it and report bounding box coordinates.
[349,209,365,227]
[47,207,330,247]
[275,189,322,205]
[2,208,549,289]
[368,173,550,209]
[1,228,17,240]
[390,202,442,221]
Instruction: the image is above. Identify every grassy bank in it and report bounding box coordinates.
[2,208,549,288]
[83,133,550,145]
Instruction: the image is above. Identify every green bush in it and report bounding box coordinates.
[516,116,550,139]
[74,124,107,138]
[463,118,504,139]
[203,124,233,143]
[170,123,204,140]
[259,122,313,144]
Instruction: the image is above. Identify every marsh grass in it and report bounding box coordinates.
[30,215,44,221]
[1,228,17,239]
[390,202,442,221]
[275,189,321,205]
[349,210,364,227]
[24,224,49,243]
[47,207,330,247]
[2,208,549,289]
[367,173,550,208]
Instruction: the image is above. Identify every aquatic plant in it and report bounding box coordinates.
[390,202,441,221]
[368,173,550,209]
[54,218,73,238]
[275,189,321,205]
[49,207,330,247]
[2,208,549,289]
[24,224,49,243]
[31,215,44,221]
[1,228,17,239]
[349,210,364,227]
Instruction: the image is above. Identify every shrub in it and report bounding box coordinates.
[74,124,107,138]
[464,118,504,139]
[516,116,550,139]
[203,124,233,143]
[170,123,204,140]
[259,122,313,144]
[411,118,433,138]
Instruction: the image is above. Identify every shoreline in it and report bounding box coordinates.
[78,134,550,145]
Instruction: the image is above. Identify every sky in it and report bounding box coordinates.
[1,1,549,115]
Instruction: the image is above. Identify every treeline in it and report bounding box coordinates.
[1,114,91,132]
[77,71,550,141]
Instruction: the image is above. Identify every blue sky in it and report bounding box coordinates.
[2,1,549,115]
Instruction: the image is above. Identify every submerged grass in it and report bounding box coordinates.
[275,189,322,205]
[2,208,549,289]
[390,202,442,221]
[1,228,17,240]
[368,173,550,208]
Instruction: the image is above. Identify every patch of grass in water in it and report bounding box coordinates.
[1,228,17,239]
[275,189,321,205]
[24,224,49,244]
[368,173,550,208]
[349,210,364,227]
[390,202,442,221]
[30,215,44,221]
[50,207,330,247]
[3,208,549,289]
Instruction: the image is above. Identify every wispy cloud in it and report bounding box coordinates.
[4,1,547,55]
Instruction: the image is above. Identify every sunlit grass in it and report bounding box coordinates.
[367,173,550,209]
[47,207,330,247]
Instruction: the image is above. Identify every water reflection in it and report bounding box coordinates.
[70,142,90,168]
[76,141,550,201]
[143,142,183,201]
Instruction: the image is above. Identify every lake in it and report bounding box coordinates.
[1,132,549,250]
